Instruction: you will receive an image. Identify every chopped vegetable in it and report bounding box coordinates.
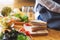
[26,36,31,40]
[25,23,31,26]
[15,13,28,22]
[25,31,31,37]
[15,13,21,18]
[17,34,30,40]
[0,32,3,40]
[1,28,31,40]
[17,35,26,40]
[20,28,31,37]
[20,28,26,32]
[1,7,12,16]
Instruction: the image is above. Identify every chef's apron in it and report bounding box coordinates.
[36,0,60,30]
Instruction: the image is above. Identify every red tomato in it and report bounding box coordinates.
[25,23,31,26]
[25,31,31,36]
[19,28,31,37]
[20,28,25,32]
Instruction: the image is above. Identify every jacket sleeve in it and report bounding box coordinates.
[39,0,60,13]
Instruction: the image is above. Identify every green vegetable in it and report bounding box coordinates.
[26,36,31,40]
[15,13,28,22]
[23,16,28,22]
[1,7,12,16]
[0,18,9,29]
[17,34,30,40]
[15,13,21,18]
[17,35,26,40]
[0,33,3,40]
[0,28,31,40]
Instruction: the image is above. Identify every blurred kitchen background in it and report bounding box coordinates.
[0,0,35,9]
[0,0,35,20]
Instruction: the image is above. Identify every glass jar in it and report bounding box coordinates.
[22,6,35,20]
[27,6,35,20]
[22,6,28,16]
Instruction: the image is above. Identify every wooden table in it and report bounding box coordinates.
[32,29,60,40]
[14,23,60,40]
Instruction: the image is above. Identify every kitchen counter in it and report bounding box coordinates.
[32,29,60,40]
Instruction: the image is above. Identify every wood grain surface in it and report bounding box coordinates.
[32,29,60,40]
[14,0,35,8]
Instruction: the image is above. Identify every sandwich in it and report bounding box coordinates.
[30,20,47,32]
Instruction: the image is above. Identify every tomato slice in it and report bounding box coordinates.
[25,31,31,36]
[19,27,31,37]
[25,23,31,26]
[20,28,25,32]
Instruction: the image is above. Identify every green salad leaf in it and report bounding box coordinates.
[15,13,28,22]
[1,7,12,16]
[26,36,31,40]
[17,34,30,40]
[17,35,26,40]
[0,33,3,40]
[15,13,21,18]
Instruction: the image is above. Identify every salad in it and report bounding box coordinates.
[0,7,31,40]
[0,27,31,40]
